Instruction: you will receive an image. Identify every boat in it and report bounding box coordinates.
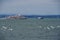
[6,14,27,19]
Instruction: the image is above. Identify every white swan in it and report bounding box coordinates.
[8,28,13,31]
[50,26,55,29]
[2,26,7,29]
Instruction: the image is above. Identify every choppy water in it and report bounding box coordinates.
[0,18,60,40]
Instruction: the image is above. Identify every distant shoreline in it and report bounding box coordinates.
[0,14,60,18]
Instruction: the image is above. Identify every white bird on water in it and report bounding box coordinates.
[2,26,7,29]
[57,26,60,28]
[50,26,55,29]
[39,26,42,28]
[8,28,13,31]
[1,26,7,31]
[46,27,51,30]
[1,26,13,31]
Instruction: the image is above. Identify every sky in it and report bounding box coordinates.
[0,0,60,15]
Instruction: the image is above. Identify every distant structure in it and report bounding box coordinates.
[7,14,27,19]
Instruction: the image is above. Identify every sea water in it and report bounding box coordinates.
[0,18,60,40]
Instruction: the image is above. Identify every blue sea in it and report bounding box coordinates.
[0,18,60,40]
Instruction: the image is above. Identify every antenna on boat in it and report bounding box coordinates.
[18,14,21,16]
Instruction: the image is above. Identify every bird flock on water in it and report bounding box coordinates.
[0,25,60,32]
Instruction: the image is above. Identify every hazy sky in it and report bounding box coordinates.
[0,0,60,15]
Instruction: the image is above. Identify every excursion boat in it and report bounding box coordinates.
[7,14,27,19]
